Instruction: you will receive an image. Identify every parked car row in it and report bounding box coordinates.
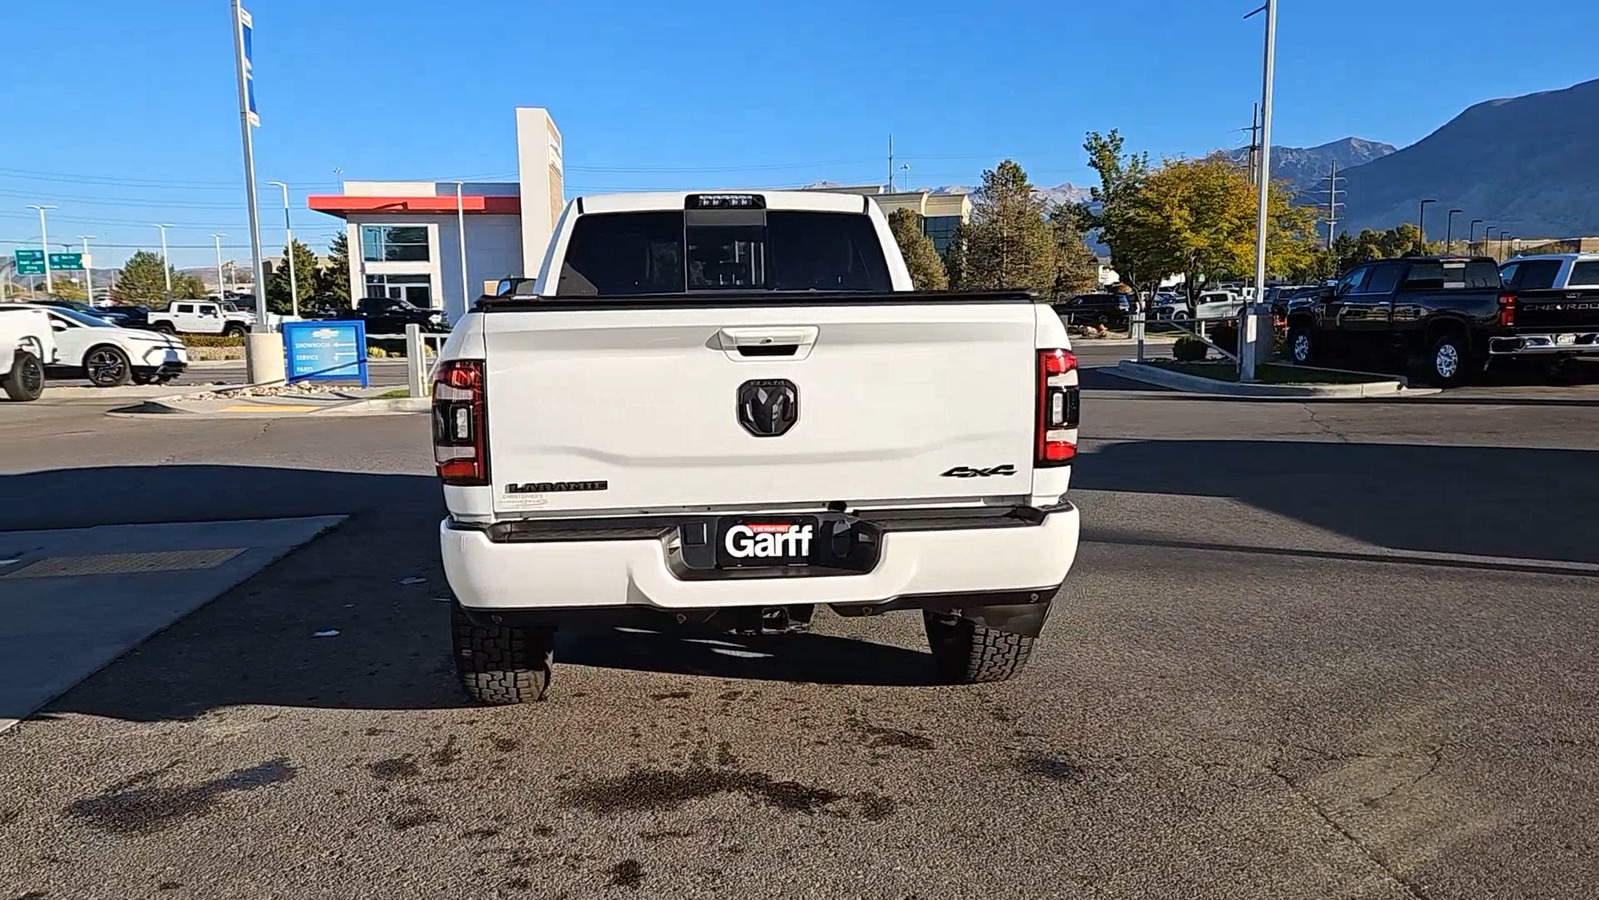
[1,303,188,387]
[1285,252,1599,385]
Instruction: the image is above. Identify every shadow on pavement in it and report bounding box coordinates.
[559,623,938,687]
[7,465,936,724]
[1075,440,1599,564]
[10,436,1597,724]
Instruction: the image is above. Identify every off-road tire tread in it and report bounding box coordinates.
[3,350,44,401]
[452,603,553,704]
[924,612,1036,684]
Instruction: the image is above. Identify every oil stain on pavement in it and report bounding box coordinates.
[66,757,297,834]
[560,765,897,821]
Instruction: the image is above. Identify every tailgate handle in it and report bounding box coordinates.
[737,344,798,358]
[716,326,819,362]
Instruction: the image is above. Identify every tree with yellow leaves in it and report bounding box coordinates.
[1124,153,1320,297]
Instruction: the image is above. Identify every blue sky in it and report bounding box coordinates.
[3,0,1595,270]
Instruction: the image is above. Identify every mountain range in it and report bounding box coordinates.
[1224,137,1397,196]
[926,76,1599,243]
[1336,77,1599,239]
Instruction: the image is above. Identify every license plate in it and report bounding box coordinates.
[715,516,817,568]
[1557,333,1577,346]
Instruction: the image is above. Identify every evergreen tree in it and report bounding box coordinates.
[112,251,178,304]
[962,160,1058,292]
[1048,204,1101,297]
[319,232,352,309]
[267,238,321,315]
[887,208,949,291]
[943,223,969,288]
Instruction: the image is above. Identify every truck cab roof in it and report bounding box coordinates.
[574,190,874,216]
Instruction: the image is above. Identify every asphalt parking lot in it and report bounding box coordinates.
[2,354,1598,899]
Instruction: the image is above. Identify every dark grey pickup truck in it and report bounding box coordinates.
[1285,255,1599,385]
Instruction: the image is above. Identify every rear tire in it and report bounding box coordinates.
[1287,324,1316,365]
[1419,331,1473,387]
[923,609,1040,684]
[452,602,555,704]
[3,350,46,401]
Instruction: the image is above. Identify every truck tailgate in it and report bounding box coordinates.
[1514,289,1599,331]
[481,301,1040,515]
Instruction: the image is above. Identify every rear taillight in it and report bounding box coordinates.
[1497,293,1516,327]
[432,359,488,486]
[1036,349,1079,467]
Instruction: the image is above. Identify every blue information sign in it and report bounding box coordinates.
[282,320,368,386]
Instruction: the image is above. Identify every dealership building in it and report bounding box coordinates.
[308,107,975,324]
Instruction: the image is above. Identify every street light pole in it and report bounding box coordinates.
[79,236,95,303]
[454,181,470,318]
[1469,219,1483,251]
[212,234,228,299]
[265,180,298,317]
[1446,209,1461,254]
[27,204,57,293]
[1242,0,1277,383]
[1417,199,1436,253]
[155,224,174,294]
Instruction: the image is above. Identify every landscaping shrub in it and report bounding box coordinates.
[178,334,245,348]
[1172,336,1209,361]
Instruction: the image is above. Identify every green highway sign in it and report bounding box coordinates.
[48,252,84,269]
[13,249,44,276]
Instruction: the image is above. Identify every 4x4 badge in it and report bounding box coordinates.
[941,465,1017,478]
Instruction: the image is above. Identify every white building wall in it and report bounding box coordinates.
[516,107,563,278]
[345,213,525,325]
[439,214,523,323]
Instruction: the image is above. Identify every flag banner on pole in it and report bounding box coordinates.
[240,7,259,126]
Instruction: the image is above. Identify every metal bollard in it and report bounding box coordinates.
[405,324,428,398]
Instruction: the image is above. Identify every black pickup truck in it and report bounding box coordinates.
[1284,255,1599,385]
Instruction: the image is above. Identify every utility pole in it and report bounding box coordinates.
[155,223,174,294]
[1323,160,1344,251]
[887,135,895,192]
[27,205,56,293]
[79,236,94,303]
[1242,0,1277,382]
[1246,103,1261,186]
[265,180,298,317]
[212,234,228,298]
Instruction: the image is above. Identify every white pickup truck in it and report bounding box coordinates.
[1,307,56,401]
[434,191,1082,703]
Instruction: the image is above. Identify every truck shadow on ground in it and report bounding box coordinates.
[6,439,1595,723]
[1074,439,1599,564]
[557,622,940,687]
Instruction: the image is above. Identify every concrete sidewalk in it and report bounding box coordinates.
[0,516,344,732]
